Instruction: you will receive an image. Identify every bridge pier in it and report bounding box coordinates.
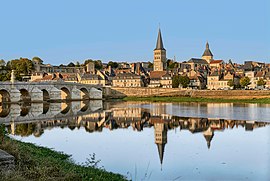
[71,88,81,100]
[31,87,43,102]
[10,104,21,119]
[10,88,20,103]
[90,88,102,99]
[50,87,61,100]
[30,103,43,116]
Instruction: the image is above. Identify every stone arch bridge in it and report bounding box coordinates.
[0,82,102,103]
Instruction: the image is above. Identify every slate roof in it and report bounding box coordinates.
[114,72,141,79]
[81,74,103,80]
[188,58,209,64]
[202,42,213,57]
[155,29,165,50]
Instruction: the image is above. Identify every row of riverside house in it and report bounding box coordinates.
[30,29,270,90]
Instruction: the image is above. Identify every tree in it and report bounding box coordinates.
[172,75,180,88]
[0,59,6,66]
[32,57,43,64]
[7,58,34,80]
[240,76,251,88]
[257,78,266,87]
[172,75,190,88]
[75,61,81,67]
[179,76,190,88]
[84,59,103,70]
[94,60,103,70]
[108,61,119,69]
[227,79,234,87]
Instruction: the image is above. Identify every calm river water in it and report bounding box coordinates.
[1,101,270,180]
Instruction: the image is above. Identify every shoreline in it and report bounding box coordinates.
[122,96,270,104]
[0,137,126,181]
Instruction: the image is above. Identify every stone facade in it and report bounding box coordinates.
[0,82,103,103]
[112,73,144,87]
[153,29,167,71]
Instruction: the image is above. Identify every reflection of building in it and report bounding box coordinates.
[150,116,169,165]
[3,103,270,168]
[203,127,214,149]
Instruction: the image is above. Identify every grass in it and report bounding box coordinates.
[0,136,126,181]
[123,96,270,104]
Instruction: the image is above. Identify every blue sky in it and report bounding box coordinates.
[1,0,269,65]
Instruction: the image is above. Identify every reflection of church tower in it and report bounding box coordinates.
[153,28,167,71]
[154,122,167,165]
[203,127,214,149]
[202,42,213,64]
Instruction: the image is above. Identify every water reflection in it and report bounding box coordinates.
[2,102,269,166]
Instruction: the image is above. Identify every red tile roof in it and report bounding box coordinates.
[210,60,223,64]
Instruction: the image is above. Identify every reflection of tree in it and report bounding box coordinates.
[15,123,36,137]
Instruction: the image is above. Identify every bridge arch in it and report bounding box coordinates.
[41,89,50,101]
[20,103,31,116]
[80,88,90,100]
[61,102,71,114]
[80,101,89,112]
[42,103,49,114]
[20,89,31,102]
[61,87,71,100]
[0,104,10,118]
[0,89,11,102]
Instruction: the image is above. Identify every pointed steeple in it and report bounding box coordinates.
[157,143,166,164]
[155,29,165,50]
[202,41,213,57]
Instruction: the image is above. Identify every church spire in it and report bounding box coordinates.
[202,41,213,57]
[157,143,165,165]
[155,28,165,50]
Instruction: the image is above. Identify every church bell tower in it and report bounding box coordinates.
[153,29,167,71]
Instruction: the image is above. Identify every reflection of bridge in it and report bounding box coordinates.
[0,100,103,124]
[0,82,102,103]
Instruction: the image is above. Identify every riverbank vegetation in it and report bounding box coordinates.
[123,96,270,104]
[0,135,126,181]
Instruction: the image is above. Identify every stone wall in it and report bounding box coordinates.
[103,87,270,99]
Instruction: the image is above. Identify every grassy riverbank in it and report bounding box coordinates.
[123,96,270,104]
[0,137,126,181]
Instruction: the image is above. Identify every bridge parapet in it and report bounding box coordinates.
[0,81,102,103]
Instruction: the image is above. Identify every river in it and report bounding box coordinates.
[1,101,270,180]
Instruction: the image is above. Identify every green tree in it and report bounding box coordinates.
[257,78,266,87]
[75,61,81,67]
[167,59,178,69]
[179,76,190,88]
[227,79,234,87]
[84,59,103,70]
[32,57,43,64]
[7,58,34,80]
[172,75,180,88]
[240,76,251,88]
[108,61,119,69]
[94,60,103,70]
[0,59,6,66]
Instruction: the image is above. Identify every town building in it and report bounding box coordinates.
[112,73,144,87]
[207,71,234,90]
[148,71,172,88]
